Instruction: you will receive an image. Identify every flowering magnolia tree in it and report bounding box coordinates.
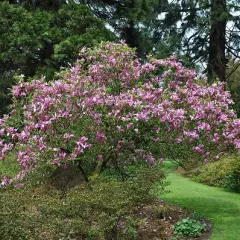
[1,42,240,187]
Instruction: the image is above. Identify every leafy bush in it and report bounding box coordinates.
[0,165,166,239]
[192,154,240,192]
[1,42,240,187]
[224,168,240,193]
[0,151,20,179]
[173,218,206,238]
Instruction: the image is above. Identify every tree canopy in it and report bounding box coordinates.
[0,0,240,116]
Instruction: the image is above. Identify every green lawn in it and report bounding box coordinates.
[161,162,240,240]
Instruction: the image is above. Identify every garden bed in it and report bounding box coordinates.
[0,182,211,240]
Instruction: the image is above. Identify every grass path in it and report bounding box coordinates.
[161,163,240,240]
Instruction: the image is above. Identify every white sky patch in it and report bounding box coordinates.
[157,12,166,20]
[105,23,115,32]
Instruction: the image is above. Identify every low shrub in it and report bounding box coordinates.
[0,151,20,179]
[0,165,166,239]
[223,168,240,193]
[192,154,240,192]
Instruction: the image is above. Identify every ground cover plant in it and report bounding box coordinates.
[173,218,206,238]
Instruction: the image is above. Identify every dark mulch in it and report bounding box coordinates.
[125,200,212,240]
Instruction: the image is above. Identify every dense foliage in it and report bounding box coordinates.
[173,218,206,238]
[0,42,240,187]
[0,1,115,115]
[0,165,166,239]
[1,1,240,116]
[192,154,240,193]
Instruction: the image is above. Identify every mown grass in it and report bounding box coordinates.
[161,161,240,240]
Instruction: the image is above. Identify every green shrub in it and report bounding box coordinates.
[224,168,240,193]
[0,165,166,239]
[192,154,240,192]
[173,218,206,238]
[0,151,20,179]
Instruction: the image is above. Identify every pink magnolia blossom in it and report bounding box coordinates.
[1,42,240,186]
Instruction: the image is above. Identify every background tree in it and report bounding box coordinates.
[0,0,66,10]
[85,0,163,58]
[171,0,240,82]
[0,1,115,116]
[85,0,239,83]
[1,0,239,116]
[207,0,228,82]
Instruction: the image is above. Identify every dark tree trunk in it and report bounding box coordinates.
[207,0,227,83]
[120,20,146,58]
